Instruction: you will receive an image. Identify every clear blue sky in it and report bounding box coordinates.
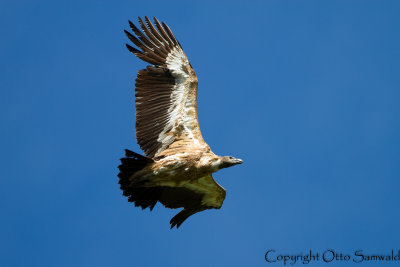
[1,1,399,266]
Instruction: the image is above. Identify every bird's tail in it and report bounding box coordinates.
[117,149,154,200]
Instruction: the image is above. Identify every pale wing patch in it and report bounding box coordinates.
[165,47,189,78]
[154,47,202,156]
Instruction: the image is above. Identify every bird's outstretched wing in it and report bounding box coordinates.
[145,174,226,229]
[167,174,227,228]
[125,16,207,158]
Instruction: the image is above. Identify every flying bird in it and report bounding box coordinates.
[118,16,243,228]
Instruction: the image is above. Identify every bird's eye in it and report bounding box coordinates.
[229,156,233,159]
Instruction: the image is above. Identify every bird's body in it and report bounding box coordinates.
[137,147,232,188]
[118,17,242,228]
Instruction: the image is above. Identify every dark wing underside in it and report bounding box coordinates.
[134,66,175,157]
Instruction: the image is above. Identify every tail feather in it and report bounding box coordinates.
[118,149,152,181]
[118,149,159,209]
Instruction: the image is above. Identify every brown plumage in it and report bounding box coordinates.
[118,16,242,229]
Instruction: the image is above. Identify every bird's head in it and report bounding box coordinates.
[219,156,243,169]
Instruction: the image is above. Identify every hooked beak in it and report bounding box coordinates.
[235,158,243,165]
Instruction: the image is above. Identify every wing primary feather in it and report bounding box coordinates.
[125,44,141,55]
[124,30,147,52]
[154,18,175,49]
[139,18,170,58]
[128,20,151,44]
[144,16,170,50]
[126,44,161,66]
[125,30,166,64]
[139,17,167,51]
[137,17,160,49]
[161,22,179,46]
[129,20,158,51]
[137,54,160,66]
